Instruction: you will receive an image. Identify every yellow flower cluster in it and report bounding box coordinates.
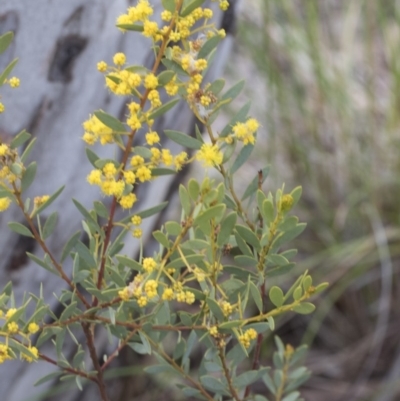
[6,321,18,334]
[219,0,230,11]
[142,257,157,272]
[33,195,50,207]
[87,156,163,209]
[0,197,11,212]
[119,265,196,306]
[119,275,160,307]
[145,131,160,145]
[164,22,225,116]
[21,346,39,363]
[161,288,174,301]
[113,52,126,66]
[0,143,22,212]
[238,328,258,348]
[0,71,19,112]
[231,118,260,146]
[132,228,142,238]
[82,115,114,145]
[117,0,159,40]
[193,267,206,282]
[8,77,20,88]
[106,70,142,96]
[165,76,179,96]
[87,163,138,209]
[162,7,215,41]
[28,322,40,334]
[0,307,41,365]
[131,213,142,235]
[5,308,16,318]
[83,0,234,214]
[176,290,196,304]
[114,1,226,119]
[0,344,12,364]
[196,143,223,167]
[221,301,233,317]
[118,274,143,301]
[209,326,218,337]
[131,215,142,225]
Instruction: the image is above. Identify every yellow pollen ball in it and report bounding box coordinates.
[130,155,145,167]
[0,189,9,205]
[119,193,137,209]
[9,77,20,88]
[218,29,226,38]
[22,346,39,363]
[203,9,213,19]
[220,0,229,11]
[142,257,157,272]
[103,163,117,178]
[7,321,19,334]
[28,322,40,334]
[124,170,136,185]
[143,20,159,38]
[145,131,160,145]
[118,287,131,302]
[97,61,108,72]
[161,10,172,21]
[133,228,142,238]
[128,102,140,113]
[176,291,186,302]
[162,288,175,301]
[136,166,152,182]
[87,170,102,185]
[185,291,195,305]
[116,14,131,28]
[194,59,207,71]
[137,296,148,307]
[0,144,9,156]
[246,118,260,132]
[131,215,142,225]
[209,326,218,337]
[161,149,173,166]
[113,52,126,66]
[196,143,223,167]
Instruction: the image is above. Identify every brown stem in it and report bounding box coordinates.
[101,328,138,371]
[257,169,263,190]
[39,352,97,382]
[148,336,214,401]
[82,323,109,401]
[218,345,241,401]
[13,187,90,309]
[94,0,184,305]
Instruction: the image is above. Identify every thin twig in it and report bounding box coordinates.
[39,352,97,382]
[148,336,215,401]
[13,187,90,309]
[82,323,109,401]
[101,328,138,371]
[218,344,241,401]
[94,0,185,305]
